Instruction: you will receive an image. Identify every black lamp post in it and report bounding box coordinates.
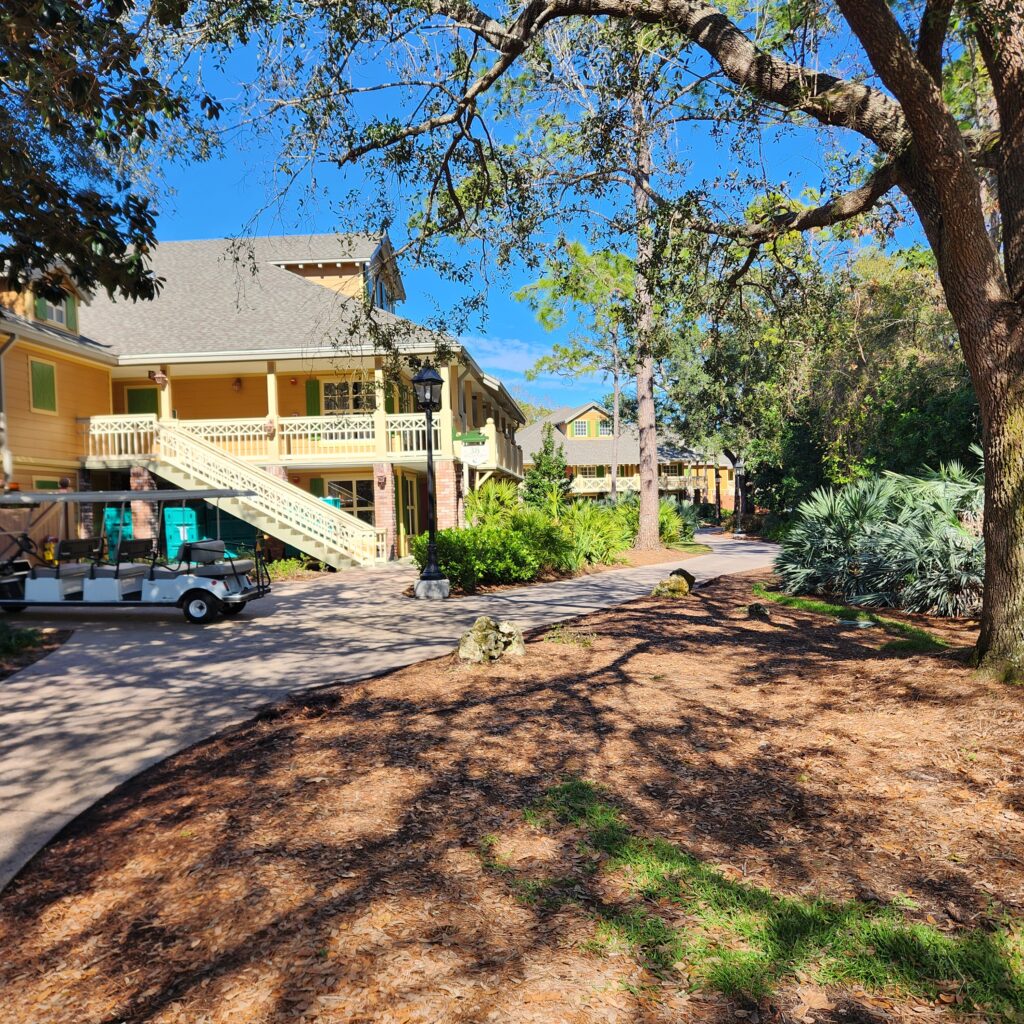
[412,362,449,599]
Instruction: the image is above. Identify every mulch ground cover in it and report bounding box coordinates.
[1,573,1022,1024]
[0,626,69,682]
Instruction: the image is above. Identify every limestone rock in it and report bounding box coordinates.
[651,576,690,599]
[669,567,697,589]
[458,615,526,662]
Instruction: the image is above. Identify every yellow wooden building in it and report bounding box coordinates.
[0,234,524,565]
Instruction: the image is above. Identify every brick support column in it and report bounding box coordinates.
[435,459,462,530]
[77,469,94,540]
[263,464,288,481]
[129,465,158,541]
[373,462,397,560]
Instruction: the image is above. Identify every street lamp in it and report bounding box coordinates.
[412,362,450,600]
[733,455,746,536]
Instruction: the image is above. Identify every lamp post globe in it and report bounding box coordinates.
[412,362,450,600]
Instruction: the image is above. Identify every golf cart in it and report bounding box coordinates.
[0,488,271,623]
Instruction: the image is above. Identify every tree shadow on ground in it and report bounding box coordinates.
[0,573,1019,1024]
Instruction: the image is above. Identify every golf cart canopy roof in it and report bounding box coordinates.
[0,489,257,506]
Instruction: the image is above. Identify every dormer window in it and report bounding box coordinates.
[598,420,612,436]
[34,290,77,331]
[573,420,588,437]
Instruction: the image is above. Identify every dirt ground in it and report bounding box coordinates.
[1,573,1022,1024]
[0,626,69,682]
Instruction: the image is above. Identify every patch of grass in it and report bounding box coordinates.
[544,624,597,648]
[0,621,43,657]
[515,778,1024,1012]
[751,583,949,654]
[672,541,713,555]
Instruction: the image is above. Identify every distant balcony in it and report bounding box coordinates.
[569,473,704,495]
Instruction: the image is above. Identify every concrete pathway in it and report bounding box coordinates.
[0,532,777,889]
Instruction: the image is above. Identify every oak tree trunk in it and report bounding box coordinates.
[972,312,1024,675]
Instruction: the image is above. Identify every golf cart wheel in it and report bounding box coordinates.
[182,589,222,624]
[221,602,245,618]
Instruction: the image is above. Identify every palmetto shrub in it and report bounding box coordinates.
[775,455,985,617]
[560,500,631,570]
[611,494,697,546]
[464,479,520,527]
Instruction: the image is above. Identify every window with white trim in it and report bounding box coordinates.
[572,419,588,437]
[598,419,612,436]
[322,377,376,414]
[578,465,598,478]
[44,297,68,325]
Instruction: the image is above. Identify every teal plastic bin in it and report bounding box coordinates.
[102,506,133,562]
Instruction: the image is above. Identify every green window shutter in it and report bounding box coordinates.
[33,294,48,321]
[310,477,325,497]
[596,464,606,478]
[30,360,57,412]
[305,378,321,416]
[385,386,396,414]
[65,296,78,333]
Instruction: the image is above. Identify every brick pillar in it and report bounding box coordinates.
[373,462,397,559]
[263,464,288,481]
[77,470,94,540]
[130,465,158,540]
[435,459,461,531]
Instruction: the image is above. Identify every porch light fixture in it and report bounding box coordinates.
[412,362,443,412]
[412,362,449,600]
[148,369,168,389]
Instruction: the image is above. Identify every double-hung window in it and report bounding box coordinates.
[598,419,612,436]
[322,378,376,414]
[572,419,588,437]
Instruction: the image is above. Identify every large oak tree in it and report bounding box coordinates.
[167,0,1022,671]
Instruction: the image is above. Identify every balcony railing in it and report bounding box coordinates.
[569,474,702,494]
[84,413,523,476]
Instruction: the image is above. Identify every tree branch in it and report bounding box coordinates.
[917,0,954,84]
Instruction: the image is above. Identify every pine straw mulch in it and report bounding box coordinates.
[1,573,1023,1024]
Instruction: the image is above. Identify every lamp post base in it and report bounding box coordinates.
[414,577,450,600]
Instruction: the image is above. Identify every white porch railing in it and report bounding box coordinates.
[85,414,159,459]
[279,414,377,459]
[177,418,272,459]
[385,413,442,456]
[569,474,700,494]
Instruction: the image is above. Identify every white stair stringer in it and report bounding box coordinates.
[148,422,380,569]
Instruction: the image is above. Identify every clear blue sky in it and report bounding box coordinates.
[151,38,869,414]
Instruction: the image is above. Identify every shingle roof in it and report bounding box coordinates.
[0,305,116,359]
[77,235,424,358]
[518,404,725,467]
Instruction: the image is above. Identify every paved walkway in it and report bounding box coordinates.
[0,532,777,889]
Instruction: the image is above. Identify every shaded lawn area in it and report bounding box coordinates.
[2,573,1023,1024]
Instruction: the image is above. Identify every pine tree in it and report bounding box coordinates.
[523,423,572,509]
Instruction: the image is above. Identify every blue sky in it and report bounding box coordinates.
[150,27,881,415]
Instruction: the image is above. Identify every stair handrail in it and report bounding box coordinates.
[154,421,380,565]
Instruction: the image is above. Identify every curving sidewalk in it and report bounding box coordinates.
[0,532,777,890]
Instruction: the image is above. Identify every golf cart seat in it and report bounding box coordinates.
[179,540,254,577]
[31,538,103,580]
[90,539,155,579]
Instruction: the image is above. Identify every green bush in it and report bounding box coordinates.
[611,494,697,546]
[464,479,520,527]
[560,500,631,570]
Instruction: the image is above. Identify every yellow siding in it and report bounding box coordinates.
[286,263,366,298]
[5,342,111,466]
[171,375,268,419]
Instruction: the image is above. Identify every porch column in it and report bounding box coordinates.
[373,461,397,559]
[373,359,388,459]
[437,363,455,457]
[265,361,281,457]
[157,365,173,421]
[130,465,158,541]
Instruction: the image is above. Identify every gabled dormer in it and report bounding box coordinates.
[266,233,406,313]
[563,401,613,439]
